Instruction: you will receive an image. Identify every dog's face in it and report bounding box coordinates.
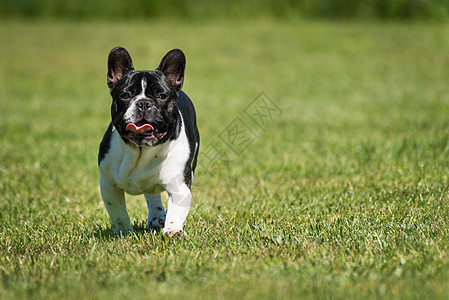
[107,47,186,147]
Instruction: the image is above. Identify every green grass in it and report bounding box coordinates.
[1,19,449,299]
[2,0,449,20]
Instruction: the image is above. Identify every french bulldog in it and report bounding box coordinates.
[98,47,199,237]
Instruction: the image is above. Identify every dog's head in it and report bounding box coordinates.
[107,47,185,147]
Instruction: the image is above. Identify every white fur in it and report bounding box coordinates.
[99,114,192,235]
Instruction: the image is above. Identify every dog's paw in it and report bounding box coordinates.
[147,217,165,231]
[112,224,135,236]
[164,229,187,238]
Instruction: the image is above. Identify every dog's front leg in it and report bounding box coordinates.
[100,177,134,235]
[163,181,192,237]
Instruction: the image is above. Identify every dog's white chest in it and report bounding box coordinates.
[116,155,165,195]
[99,125,190,196]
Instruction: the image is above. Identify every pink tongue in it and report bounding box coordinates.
[126,123,154,134]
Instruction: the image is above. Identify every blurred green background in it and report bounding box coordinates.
[2,0,449,20]
[1,1,449,299]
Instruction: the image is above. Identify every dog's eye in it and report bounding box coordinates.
[158,93,168,100]
[120,92,132,100]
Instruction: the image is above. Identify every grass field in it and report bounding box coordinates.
[1,19,449,299]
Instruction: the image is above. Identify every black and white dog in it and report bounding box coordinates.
[98,47,199,237]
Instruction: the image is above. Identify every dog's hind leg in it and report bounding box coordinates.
[145,193,166,230]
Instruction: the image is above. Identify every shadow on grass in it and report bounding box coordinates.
[92,220,162,240]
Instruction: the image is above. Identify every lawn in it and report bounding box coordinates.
[1,19,449,299]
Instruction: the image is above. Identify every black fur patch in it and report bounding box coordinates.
[177,91,200,187]
[98,123,114,165]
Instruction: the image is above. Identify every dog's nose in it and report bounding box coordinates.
[136,100,152,110]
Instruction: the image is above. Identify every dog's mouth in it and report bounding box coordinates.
[125,120,168,142]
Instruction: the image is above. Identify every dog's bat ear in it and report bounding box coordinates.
[156,49,186,92]
[107,47,134,90]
